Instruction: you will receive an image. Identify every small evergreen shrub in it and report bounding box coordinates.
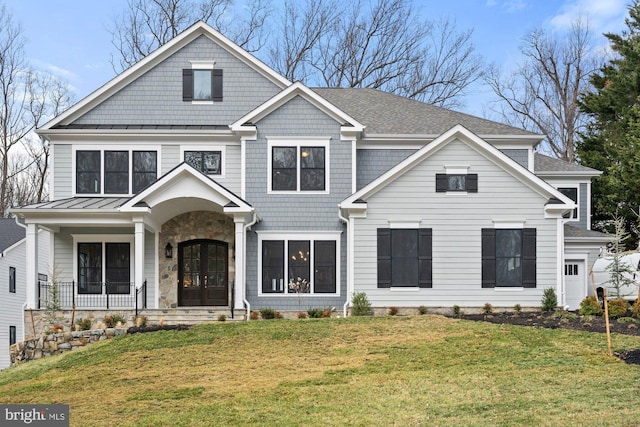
[75,318,92,331]
[307,308,323,318]
[541,288,558,312]
[452,305,461,317]
[388,306,399,316]
[217,314,227,322]
[351,292,371,316]
[513,304,522,314]
[104,313,128,328]
[607,298,628,319]
[482,303,493,314]
[259,308,276,320]
[418,306,428,315]
[250,311,259,320]
[579,296,603,316]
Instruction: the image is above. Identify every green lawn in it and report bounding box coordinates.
[1,315,639,426]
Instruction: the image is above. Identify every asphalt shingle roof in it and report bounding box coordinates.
[313,88,538,136]
[534,153,600,174]
[564,224,610,240]
[0,218,25,252]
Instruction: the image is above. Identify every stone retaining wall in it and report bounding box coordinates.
[9,328,128,367]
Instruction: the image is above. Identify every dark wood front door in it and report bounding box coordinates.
[178,240,228,306]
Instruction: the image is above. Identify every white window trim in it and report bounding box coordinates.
[257,231,341,296]
[190,61,216,105]
[441,165,472,195]
[180,145,226,178]
[492,220,525,229]
[72,234,135,286]
[267,137,331,194]
[72,145,161,197]
[557,185,580,222]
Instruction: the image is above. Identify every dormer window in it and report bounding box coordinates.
[183,61,223,102]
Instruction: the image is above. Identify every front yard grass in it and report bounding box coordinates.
[0,315,639,426]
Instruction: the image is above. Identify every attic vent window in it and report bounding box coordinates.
[183,68,223,102]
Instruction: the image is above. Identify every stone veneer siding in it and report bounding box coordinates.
[159,211,235,308]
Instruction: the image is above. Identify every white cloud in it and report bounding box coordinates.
[550,0,627,35]
[31,59,77,81]
[504,0,527,13]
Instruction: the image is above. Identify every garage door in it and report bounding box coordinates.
[565,260,586,311]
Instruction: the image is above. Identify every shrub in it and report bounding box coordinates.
[217,314,227,322]
[351,292,371,316]
[135,316,148,327]
[632,299,640,319]
[259,308,276,320]
[418,306,428,315]
[103,316,114,328]
[452,305,462,317]
[297,311,307,319]
[607,298,628,319]
[104,313,128,328]
[321,308,332,318]
[75,318,92,331]
[579,296,603,316]
[307,308,323,318]
[274,311,283,319]
[388,306,399,316]
[482,303,493,314]
[513,304,522,314]
[541,288,558,312]
[250,311,259,320]
[617,316,640,324]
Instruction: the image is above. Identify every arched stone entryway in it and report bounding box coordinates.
[158,211,235,308]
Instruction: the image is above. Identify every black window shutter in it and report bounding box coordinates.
[435,174,447,192]
[481,228,496,288]
[182,69,193,102]
[522,228,537,288]
[212,69,223,102]
[418,228,432,288]
[377,229,391,288]
[466,174,478,192]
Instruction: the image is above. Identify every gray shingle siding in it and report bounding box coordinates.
[356,149,416,190]
[244,95,350,309]
[72,35,281,126]
[53,144,72,200]
[500,149,528,169]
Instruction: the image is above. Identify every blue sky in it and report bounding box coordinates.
[6,0,631,116]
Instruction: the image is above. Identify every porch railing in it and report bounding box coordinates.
[38,281,147,311]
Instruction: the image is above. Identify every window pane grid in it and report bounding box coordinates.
[271,145,326,191]
[262,238,337,294]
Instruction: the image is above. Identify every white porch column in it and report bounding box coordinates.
[25,223,38,309]
[134,221,145,290]
[234,218,245,310]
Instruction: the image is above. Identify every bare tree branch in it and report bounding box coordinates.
[485,18,598,161]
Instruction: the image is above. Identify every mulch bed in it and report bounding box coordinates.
[452,311,640,365]
[127,324,191,334]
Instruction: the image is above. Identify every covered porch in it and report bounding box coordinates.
[13,163,255,313]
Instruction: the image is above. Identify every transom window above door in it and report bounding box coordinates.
[75,148,158,195]
[268,138,330,193]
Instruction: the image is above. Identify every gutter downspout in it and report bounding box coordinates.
[243,211,258,320]
[338,207,351,317]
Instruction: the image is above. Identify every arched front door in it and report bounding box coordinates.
[178,240,228,306]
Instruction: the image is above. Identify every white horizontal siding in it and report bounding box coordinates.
[353,138,559,308]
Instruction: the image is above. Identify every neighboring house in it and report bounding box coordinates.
[11,21,608,321]
[0,219,49,369]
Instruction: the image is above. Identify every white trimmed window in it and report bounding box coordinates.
[73,146,160,196]
[268,138,330,193]
[258,232,340,295]
[180,145,226,177]
[558,186,579,220]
